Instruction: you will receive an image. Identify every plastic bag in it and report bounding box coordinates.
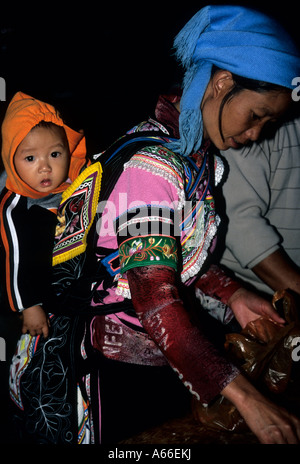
[192,289,300,432]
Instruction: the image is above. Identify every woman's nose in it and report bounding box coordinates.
[244,122,264,142]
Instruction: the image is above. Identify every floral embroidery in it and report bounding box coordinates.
[119,235,178,273]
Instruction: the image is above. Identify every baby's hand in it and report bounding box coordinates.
[22,305,50,338]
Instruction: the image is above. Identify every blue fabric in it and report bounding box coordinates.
[169,5,300,156]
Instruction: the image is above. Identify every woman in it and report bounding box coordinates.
[9,5,300,444]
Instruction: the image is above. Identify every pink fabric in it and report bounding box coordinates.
[94,164,180,305]
[98,167,179,250]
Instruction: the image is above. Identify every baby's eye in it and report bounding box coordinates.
[51,151,61,158]
[25,155,34,162]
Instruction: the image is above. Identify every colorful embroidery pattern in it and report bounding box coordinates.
[77,383,91,444]
[9,334,38,409]
[117,143,220,290]
[119,235,178,273]
[91,119,223,302]
[181,194,218,282]
[53,163,102,266]
[124,146,186,209]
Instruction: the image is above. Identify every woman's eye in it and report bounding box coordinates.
[252,112,260,121]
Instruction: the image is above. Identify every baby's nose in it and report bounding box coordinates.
[39,160,51,172]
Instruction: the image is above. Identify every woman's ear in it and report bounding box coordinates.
[213,70,234,98]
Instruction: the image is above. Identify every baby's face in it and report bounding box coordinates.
[14,125,70,193]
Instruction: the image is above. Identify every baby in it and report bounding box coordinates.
[0,92,88,337]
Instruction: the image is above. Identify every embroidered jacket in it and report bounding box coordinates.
[90,94,241,404]
[92,94,239,306]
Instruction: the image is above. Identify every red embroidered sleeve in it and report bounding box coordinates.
[195,264,242,305]
[127,265,240,405]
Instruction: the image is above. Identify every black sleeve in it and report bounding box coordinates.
[0,193,57,312]
[20,205,57,309]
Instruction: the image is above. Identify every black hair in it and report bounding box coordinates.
[32,120,70,151]
[33,120,66,134]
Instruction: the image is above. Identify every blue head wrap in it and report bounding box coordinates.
[169,5,300,156]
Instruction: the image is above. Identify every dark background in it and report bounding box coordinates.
[0,1,299,154]
[0,0,299,444]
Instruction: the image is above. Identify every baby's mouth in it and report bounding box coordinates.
[40,178,51,187]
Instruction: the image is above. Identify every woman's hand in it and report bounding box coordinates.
[228,287,285,328]
[222,374,300,444]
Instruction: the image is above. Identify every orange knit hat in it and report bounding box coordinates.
[1,91,89,199]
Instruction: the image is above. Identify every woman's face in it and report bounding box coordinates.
[201,73,291,151]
